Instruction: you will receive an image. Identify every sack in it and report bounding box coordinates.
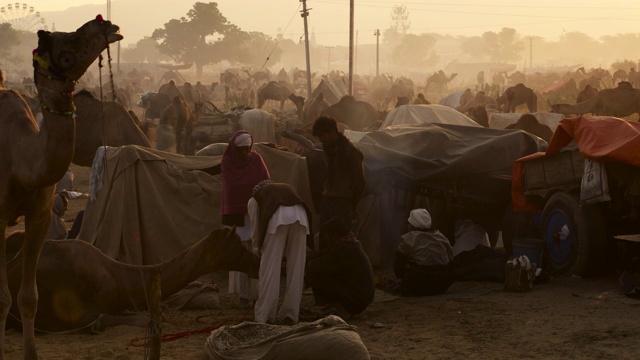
[504,256,535,292]
[206,315,370,360]
[400,263,453,296]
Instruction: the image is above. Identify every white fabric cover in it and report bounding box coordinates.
[382,104,481,129]
[452,219,491,257]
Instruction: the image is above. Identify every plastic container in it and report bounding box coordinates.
[512,238,545,267]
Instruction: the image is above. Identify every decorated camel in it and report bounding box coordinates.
[0,16,122,359]
[257,80,296,110]
[551,81,640,118]
[73,90,150,166]
[497,83,538,113]
[5,227,259,332]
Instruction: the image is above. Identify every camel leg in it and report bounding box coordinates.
[280,100,285,111]
[18,212,50,360]
[0,220,10,360]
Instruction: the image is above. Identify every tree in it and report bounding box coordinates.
[392,34,438,68]
[384,4,410,45]
[212,25,282,69]
[482,28,524,63]
[152,2,231,78]
[0,23,19,59]
[122,37,171,63]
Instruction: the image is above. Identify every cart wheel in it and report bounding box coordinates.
[541,192,607,276]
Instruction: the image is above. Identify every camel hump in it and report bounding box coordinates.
[517,114,540,126]
[618,81,633,88]
[339,95,356,103]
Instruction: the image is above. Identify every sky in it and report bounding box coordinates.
[6,0,640,47]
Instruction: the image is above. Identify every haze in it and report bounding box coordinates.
[20,0,640,46]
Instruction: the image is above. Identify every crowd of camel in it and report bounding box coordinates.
[4,15,640,358]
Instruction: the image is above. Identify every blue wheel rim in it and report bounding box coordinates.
[544,209,572,264]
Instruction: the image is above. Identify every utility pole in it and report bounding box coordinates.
[529,37,533,70]
[325,46,333,71]
[374,29,380,77]
[348,0,354,95]
[300,0,312,100]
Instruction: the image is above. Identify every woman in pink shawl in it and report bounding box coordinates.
[222,130,270,308]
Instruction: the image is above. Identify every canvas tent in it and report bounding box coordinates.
[78,144,314,265]
[310,78,347,105]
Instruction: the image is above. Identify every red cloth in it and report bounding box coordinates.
[221,131,270,215]
[512,116,640,211]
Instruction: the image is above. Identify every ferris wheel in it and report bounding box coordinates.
[0,3,47,32]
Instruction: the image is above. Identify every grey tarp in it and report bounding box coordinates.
[310,78,347,105]
[78,144,314,265]
[381,104,481,128]
[353,124,545,268]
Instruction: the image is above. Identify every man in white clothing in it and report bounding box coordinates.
[248,180,312,324]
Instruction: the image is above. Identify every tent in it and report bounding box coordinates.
[78,144,314,265]
[310,78,347,105]
[382,104,481,128]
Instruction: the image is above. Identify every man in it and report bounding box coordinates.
[248,180,312,324]
[312,116,366,250]
[305,218,375,320]
[394,208,454,296]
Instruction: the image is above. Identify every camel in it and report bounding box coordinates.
[220,70,241,101]
[504,114,553,143]
[0,16,122,359]
[382,80,414,110]
[158,96,195,154]
[303,92,331,124]
[458,91,498,113]
[321,95,378,131]
[6,227,259,332]
[576,84,598,103]
[413,93,430,104]
[612,69,628,85]
[257,80,296,110]
[395,96,410,108]
[551,81,640,118]
[426,71,457,94]
[73,90,150,166]
[497,83,538,113]
[467,104,490,128]
[459,88,474,109]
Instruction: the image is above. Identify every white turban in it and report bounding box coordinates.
[408,208,431,229]
[234,133,252,147]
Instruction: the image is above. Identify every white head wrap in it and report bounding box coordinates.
[408,208,432,229]
[234,133,252,147]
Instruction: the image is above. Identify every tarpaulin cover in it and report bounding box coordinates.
[512,116,640,211]
[353,124,544,267]
[78,144,314,265]
[357,123,544,187]
[382,104,481,128]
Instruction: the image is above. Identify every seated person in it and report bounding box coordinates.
[46,191,70,240]
[394,208,454,296]
[305,219,374,320]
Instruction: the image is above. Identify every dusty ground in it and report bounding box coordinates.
[5,165,640,359]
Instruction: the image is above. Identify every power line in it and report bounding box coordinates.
[317,0,640,11]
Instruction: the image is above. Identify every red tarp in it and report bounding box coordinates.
[512,116,640,211]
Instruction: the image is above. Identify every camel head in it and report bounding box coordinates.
[33,15,122,83]
[205,227,260,278]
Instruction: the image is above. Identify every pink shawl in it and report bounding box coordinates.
[221,131,270,215]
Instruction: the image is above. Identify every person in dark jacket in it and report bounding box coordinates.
[312,116,366,250]
[305,218,375,320]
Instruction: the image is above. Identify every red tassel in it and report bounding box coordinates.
[96,14,104,21]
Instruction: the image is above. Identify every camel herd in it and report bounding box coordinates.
[4,15,640,359]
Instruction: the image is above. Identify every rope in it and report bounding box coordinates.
[97,54,110,189]
[259,3,301,71]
